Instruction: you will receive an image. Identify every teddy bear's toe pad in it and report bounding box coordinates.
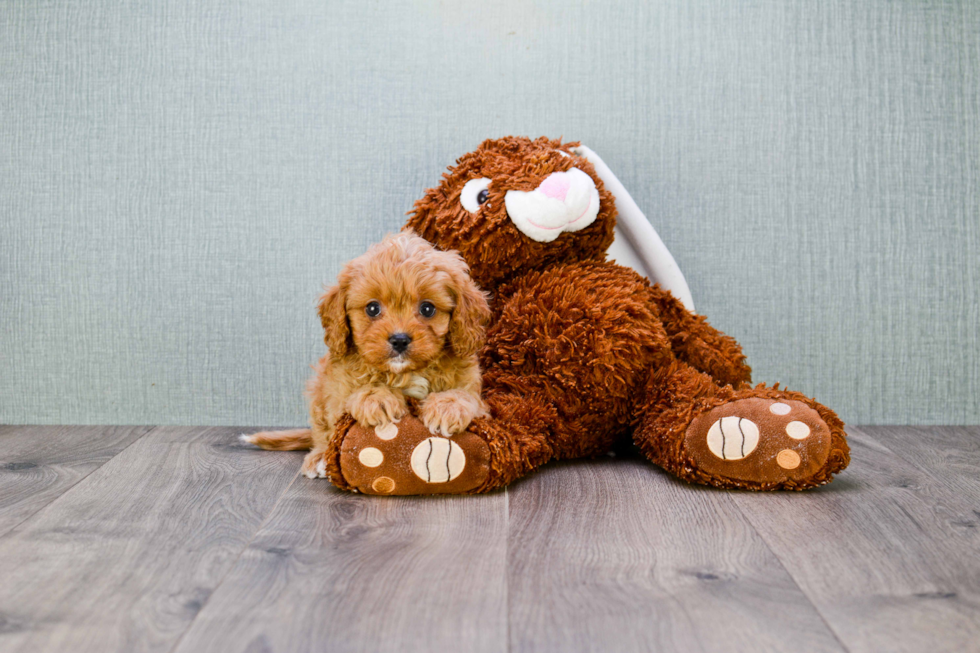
[339,416,489,495]
[685,398,832,486]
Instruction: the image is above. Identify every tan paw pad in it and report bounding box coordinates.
[706,416,759,460]
[375,422,399,440]
[769,402,791,415]
[358,447,384,467]
[777,449,801,469]
[410,437,465,483]
[785,421,810,439]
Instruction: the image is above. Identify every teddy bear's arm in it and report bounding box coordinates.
[647,284,752,389]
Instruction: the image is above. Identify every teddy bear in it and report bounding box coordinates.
[325,136,850,495]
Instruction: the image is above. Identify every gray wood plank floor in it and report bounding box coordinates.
[0,425,152,538]
[0,425,977,653]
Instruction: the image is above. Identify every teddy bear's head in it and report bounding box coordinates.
[405,136,616,290]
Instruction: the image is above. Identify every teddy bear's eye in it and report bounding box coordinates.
[460,177,491,213]
[365,301,382,318]
[419,301,436,318]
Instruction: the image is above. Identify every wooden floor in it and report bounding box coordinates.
[0,425,978,652]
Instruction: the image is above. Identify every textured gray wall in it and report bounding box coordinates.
[2,0,978,426]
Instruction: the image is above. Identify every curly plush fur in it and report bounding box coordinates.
[243,232,489,478]
[327,136,849,493]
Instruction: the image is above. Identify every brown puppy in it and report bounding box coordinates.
[242,231,490,479]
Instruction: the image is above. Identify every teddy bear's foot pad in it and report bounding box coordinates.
[685,398,832,488]
[339,416,490,495]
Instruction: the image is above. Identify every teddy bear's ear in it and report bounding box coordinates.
[317,275,352,356]
[571,144,697,313]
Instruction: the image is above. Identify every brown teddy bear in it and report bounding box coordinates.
[326,136,850,495]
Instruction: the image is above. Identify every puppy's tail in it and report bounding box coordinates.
[240,428,313,451]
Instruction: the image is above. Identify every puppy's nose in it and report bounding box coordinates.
[388,333,412,353]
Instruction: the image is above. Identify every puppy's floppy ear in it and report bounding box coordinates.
[445,253,491,358]
[317,274,352,356]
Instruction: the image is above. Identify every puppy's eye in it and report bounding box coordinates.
[365,301,382,318]
[419,301,436,318]
[460,177,491,213]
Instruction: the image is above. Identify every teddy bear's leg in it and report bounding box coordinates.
[646,284,753,389]
[324,392,558,495]
[633,360,850,490]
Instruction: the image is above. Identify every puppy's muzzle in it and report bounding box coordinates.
[388,332,412,354]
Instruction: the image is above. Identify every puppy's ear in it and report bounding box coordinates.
[446,255,491,358]
[317,276,352,356]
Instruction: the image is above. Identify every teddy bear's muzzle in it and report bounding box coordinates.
[504,167,600,243]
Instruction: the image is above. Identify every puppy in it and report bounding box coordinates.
[242,231,490,479]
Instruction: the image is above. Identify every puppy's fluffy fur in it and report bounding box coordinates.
[243,231,490,479]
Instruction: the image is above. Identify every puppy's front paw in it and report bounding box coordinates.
[301,449,330,479]
[348,387,408,428]
[421,391,486,436]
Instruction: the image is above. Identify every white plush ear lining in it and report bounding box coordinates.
[571,145,696,313]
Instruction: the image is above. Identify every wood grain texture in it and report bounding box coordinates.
[0,425,151,537]
[857,426,980,500]
[2,425,979,652]
[730,427,980,653]
[172,478,508,653]
[0,427,298,653]
[506,456,844,653]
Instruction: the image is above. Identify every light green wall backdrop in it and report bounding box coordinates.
[2,0,978,426]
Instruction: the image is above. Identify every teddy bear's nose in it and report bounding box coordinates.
[538,172,571,202]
